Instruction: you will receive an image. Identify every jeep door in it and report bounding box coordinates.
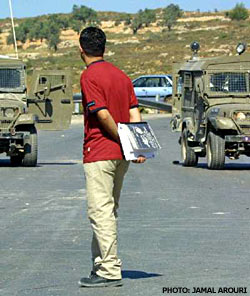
[27,70,73,130]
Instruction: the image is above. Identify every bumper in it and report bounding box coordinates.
[0,132,30,141]
[225,135,250,143]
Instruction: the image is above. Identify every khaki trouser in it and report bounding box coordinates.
[84,159,129,279]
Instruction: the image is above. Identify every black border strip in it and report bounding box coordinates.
[130,104,139,109]
[89,106,107,114]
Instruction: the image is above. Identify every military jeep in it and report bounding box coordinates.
[171,42,250,169]
[0,56,72,166]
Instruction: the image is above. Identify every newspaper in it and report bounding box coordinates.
[118,122,161,160]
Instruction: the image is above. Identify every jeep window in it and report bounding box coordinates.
[210,72,247,93]
[177,76,183,95]
[0,69,21,89]
[184,72,192,88]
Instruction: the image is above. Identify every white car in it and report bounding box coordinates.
[132,75,172,100]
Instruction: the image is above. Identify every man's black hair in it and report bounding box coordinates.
[79,27,106,57]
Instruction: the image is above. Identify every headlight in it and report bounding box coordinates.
[4,108,15,118]
[4,108,18,118]
[234,112,246,121]
[236,43,246,55]
[210,107,220,115]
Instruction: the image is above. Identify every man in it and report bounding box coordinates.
[78,27,145,288]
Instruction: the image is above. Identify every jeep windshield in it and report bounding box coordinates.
[0,68,25,93]
[209,72,248,96]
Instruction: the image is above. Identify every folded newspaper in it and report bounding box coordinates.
[118,122,161,160]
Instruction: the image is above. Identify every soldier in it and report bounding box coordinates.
[78,27,145,288]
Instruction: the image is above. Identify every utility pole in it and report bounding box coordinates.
[8,0,18,59]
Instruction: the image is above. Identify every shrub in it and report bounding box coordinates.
[227,3,249,21]
[161,4,182,31]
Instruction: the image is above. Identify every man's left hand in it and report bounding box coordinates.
[132,156,146,163]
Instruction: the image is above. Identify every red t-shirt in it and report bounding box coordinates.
[80,60,138,163]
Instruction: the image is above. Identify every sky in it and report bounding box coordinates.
[1,0,250,19]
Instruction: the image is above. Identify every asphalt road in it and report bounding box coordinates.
[1,115,250,296]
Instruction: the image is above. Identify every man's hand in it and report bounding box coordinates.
[129,108,145,163]
[132,156,146,163]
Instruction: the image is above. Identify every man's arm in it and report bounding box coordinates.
[96,107,145,163]
[96,109,120,142]
[96,107,142,141]
[129,107,141,122]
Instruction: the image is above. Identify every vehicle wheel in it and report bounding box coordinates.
[181,129,198,167]
[207,131,225,170]
[164,95,172,102]
[10,155,23,166]
[23,126,38,167]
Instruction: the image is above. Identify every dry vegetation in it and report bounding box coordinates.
[0,10,250,93]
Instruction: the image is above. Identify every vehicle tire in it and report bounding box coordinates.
[10,155,23,166]
[207,131,225,170]
[181,129,198,167]
[22,126,38,167]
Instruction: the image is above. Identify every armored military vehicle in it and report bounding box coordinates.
[171,42,250,169]
[0,56,72,166]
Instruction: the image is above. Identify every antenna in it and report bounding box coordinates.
[8,0,18,59]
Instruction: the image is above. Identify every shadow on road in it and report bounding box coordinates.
[172,160,250,170]
[197,162,250,170]
[122,270,162,279]
[38,162,78,166]
[0,159,12,167]
[0,160,78,167]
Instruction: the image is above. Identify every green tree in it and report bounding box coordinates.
[131,11,143,34]
[57,15,70,30]
[71,19,82,34]
[140,9,156,27]
[227,3,249,21]
[48,32,60,51]
[124,14,132,26]
[7,15,63,50]
[71,5,99,29]
[45,20,60,51]
[131,9,156,34]
[161,4,182,31]
[114,13,132,26]
[7,33,14,46]
[28,21,45,41]
[14,19,36,43]
[47,14,70,30]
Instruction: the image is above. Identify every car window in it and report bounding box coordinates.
[161,77,171,87]
[145,77,161,87]
[133,78,147,87]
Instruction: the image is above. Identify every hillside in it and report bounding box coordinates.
[0,10,250,93]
